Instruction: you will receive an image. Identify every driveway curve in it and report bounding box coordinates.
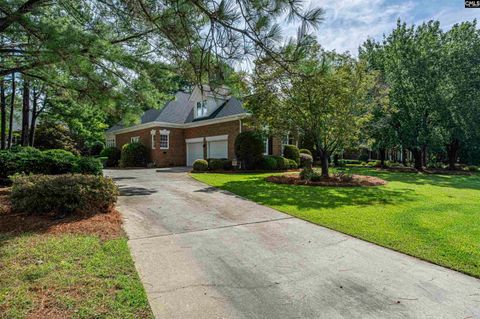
[105,168,480,319]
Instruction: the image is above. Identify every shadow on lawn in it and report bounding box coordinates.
[204,179,417,211]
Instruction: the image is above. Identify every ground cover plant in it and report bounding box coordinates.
[0,186,153,319]
[192,167,480,278]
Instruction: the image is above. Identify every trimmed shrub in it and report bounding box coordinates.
[299,148,312,156]
[234,131,264,170]
[120,142,148,167]
[258,156,278,170]
[299,168,322,181]
[11,174,118,215]
[283,144,300,164]
[287,159,298,169]
[193,159,208,172]
[100,147,121,167]
[299,153,313,169]
[41,149,77,174]
[467,165,478,172]
[89,141,105,156]
[271,156,288,170]
[207,158,233,171]
[73,157,103,175]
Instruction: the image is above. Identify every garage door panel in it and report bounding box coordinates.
[208,140,228,159]
[187,142,204,166]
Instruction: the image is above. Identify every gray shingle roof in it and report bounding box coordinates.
[106,90,248,133]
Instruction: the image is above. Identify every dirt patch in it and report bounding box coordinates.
[0,187,123,240]
[266,173,387,187]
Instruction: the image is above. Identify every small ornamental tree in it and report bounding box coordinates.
[234,131,264,170]
[120,142,149,167]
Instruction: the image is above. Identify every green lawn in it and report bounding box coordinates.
[192,168,480,278]
[0,234,153,319]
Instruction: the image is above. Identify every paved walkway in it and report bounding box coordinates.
[105,168,480,319]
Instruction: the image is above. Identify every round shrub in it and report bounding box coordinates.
[11,174,118,215]
[299,148,312,156]
[299,153,313,169]
[259,156,277,170]
[283,145,300,164]
[120,142,148,167]
[100,147,121,167]
[73,157,103,175]
[272,156,288,170]
[193,159,208,172]
[234,131,264,170]
[89,141,105,156]
[287,159,298,169]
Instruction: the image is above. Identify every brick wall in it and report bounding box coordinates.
[115,126,185,167]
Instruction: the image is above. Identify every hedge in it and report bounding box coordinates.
[0,147,103,179]
[11,174,118,215]
[207,158,233,171]
[100,147,121,167]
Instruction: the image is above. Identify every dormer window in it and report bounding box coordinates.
[196,100,207,117]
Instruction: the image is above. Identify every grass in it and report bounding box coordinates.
[192,167,480,278]
[0,233,153,319]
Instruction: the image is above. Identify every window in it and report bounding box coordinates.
[263,137,269,155]
[150,130,156,149]
[282,134,295,146]
[196,100,207,117]
[106,137,116,147]
[160,129,170,149]
[131,136,140,143]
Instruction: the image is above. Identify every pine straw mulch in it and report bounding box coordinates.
[266,173,387,187]
[0,187,123,240]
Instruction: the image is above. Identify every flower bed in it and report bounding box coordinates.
[266,173,386,187]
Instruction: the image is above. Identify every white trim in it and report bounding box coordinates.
[263,137,269,155]
[108,114,250,136]
[186,137,204,143]
[239,119,242,133]
[131,136,140,143]
[205,134,228,142]
[150,130,156,149]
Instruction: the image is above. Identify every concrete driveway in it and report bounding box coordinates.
[105,168,480,319]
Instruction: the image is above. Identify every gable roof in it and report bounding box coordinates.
[106,90,248,134]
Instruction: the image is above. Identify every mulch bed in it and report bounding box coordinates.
[0,187,123,240]
[266,173,387,187]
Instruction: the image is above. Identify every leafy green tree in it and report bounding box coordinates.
[249,40,378,177]
[33,121,78,154]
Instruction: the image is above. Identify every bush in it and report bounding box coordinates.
[467,165,478,172]
[342,159,361,165]
[89,141,105,156]
[193,159,208,172]
[283,145,300,164]
[73,157,103,175]
[258,156,278,170]
[299,148,312,156]
[299,168,322,181]
[358,154,369,162]
[234,131,264,170]
[299,153,313,169]
[286,159,298,169]
[207,158,233,171]
[41,149,77,174]
[120,142,148,167]
[11,174,118,215]
[100,147,121,167]
[271,156,288,170]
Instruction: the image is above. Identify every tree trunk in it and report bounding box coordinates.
[379,148,386,168]
[411,148,423,170]
[421,145,427,168]
[320,150,329,177]
[0,78,6,149]
[29,88,38,146]
[21,80,30,146]
[7,72,15,148]
[446,139,459,170]
[402,147,407,166]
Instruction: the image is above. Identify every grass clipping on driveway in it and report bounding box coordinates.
[0,188,153,319]
[192,168,480,278]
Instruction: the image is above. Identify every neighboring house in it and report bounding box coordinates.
[105,86,290,167]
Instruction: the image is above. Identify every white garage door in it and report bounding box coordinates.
[207,140,228,159]
[187,142,204,166]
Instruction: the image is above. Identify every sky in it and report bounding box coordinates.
[291,0,480,55]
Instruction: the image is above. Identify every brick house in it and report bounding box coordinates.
[105,86,294,167]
